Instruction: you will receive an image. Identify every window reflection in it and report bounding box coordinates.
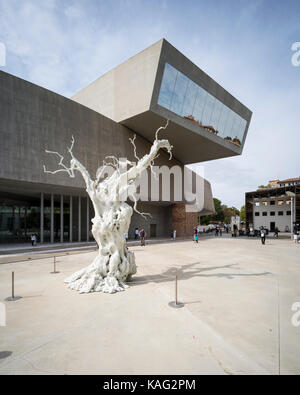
[157,63,178,109]
[158,63,247,147]
[170,72,189,115]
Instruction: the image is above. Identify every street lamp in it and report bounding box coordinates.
[286,191,296,240]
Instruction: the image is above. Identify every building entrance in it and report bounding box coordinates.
[150,224,157,238]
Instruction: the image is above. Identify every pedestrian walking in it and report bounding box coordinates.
[260,226,266,245]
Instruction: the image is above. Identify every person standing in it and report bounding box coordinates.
[31,234,35,246]
[134,227,139,240]
[233,224,237,237]
[260,226,266,245]
[139,228,146,246]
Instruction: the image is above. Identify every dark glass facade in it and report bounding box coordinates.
[0,192,93,244]
[0,195,40,243]
[158,63,247,147]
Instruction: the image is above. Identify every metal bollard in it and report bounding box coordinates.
[175,274,178,304]
[5,272,22,301]
[50,256,60,274]
[168,274,184,308]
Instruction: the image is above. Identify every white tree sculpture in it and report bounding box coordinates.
[43,122,172,293]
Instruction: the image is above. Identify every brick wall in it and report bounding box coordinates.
[171,203,197,238]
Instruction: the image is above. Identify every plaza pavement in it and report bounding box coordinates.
[0,236,299,375]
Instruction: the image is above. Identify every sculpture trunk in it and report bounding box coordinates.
[64,202,137,293]
[43,121,172,294]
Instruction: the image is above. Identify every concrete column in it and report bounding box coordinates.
[60,195,64,243]
[24,207,27,236]
[86,197,89,241]
[69,196,73,242]
[78,196,81,242]
[40,192,44,243]
[12,206,15,234]
[50,193,54,243]
[18,207,21,230]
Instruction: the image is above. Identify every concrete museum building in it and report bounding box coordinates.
[0,39,252,244]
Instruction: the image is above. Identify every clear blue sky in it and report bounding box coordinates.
[0,0,299,208]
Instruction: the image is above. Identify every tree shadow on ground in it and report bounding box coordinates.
[129,262,272,286]
[0,351,12,359]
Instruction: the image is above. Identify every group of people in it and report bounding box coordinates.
[124,227,147,246]
[215,226,223,237]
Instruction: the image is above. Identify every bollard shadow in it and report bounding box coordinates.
[129,262,272,286]
[184,300,203,305]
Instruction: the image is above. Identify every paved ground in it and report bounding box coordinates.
[0,237,187,257]
[0,237,299,375]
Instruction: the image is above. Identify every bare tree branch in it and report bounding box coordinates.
[155,119,169,140]
[130,192,152,220]
[44,136,93,192]
[129,134,140,161]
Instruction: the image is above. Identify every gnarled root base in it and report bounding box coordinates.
[64,250,136,294]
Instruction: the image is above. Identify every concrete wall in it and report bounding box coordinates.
[0,70,178,192]
[72,40,163,122]
[129,202,172,239]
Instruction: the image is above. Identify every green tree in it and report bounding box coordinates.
[200,198,225,224]
[240,205,246,222]
[222,205,239,224]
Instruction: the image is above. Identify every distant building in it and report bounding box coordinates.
[266,177,300,189]
[245,179,300,232]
